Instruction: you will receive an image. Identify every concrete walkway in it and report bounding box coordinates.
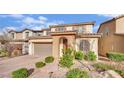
[0,55,44,77]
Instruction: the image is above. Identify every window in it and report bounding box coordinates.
[73,26,85,32]
[11,33,15,39]
[36,32,43,36]
[25,32,29,38]
[58,27,65,31]
[79,27,83,32]
[80,40,90,53]
[103,27,109,36]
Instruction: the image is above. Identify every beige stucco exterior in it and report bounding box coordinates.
[98,16,124,56]
[51,32,76,59]
[116,17,124,34]
[6,22,100,60]
[16,33,23,39]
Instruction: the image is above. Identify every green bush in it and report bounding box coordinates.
[66,68,89,78]
[12,68,29,78]
[59,48,74,68]
[63,48,73,55]
[60,54,73,68]
[75,51,84,60]
[85,51,97,61]
[45,56,54,63]
[106,52,124,62]
[115,70,124,77]
[0,49,8,57]
[93,63,114,71]
[35,62,46,68]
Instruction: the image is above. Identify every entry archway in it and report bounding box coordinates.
[59,37,68,57]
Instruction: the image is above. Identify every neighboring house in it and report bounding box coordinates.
[98,15,124,56]
[8,28,50,55]
[28,22,101,59]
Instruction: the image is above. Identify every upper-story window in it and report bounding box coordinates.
[56,27,66,32]
[73,26,85,33]
[11,33,15,39]
[103,27,110,36]
[36,32,43,36]
[25,32,29,38]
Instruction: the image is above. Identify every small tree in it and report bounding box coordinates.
[0,30,13,57]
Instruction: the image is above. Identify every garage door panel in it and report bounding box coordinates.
[34,43,52,58]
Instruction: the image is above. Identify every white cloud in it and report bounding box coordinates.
[22,16,47,25]
[2,26,16,31]
[0,15,64,31]
[0,26,17,34]
[46,21,64,27]
[38,16,47,21]
[98,14,122,18]
[30,25,44,30]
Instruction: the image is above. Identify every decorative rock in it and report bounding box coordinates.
[106,70,122,78]
[86,65,95,71]
[89,71,103,78]
[101,72,110,78]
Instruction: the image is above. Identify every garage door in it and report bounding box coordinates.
[34,43,52,58]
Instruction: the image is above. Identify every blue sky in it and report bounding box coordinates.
[0,14,120,33]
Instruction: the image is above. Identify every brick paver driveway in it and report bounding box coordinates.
[0,55,45,78]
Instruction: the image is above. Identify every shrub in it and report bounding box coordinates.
[93,63,114,71]
[106,52,124,62]
[59,48,74,68]
[45,56,54,63]
[75,51,84,60]
[63,48,73,55]
[12,68,29,78]
[0,49,8,57]
[35,62,46,68]
[115,70,124,77]
[59,54,73,68]
[66,68,89,78]
[85,51,97,61]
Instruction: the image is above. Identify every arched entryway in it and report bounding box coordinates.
[59,37,68,57]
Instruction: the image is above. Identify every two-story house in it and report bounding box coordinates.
[8,28,50,55]
[98,15,124,56]
[28,22,101,59]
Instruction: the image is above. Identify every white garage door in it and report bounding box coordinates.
[34,43,52,58]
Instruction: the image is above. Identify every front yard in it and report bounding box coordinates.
[0,49,124,78]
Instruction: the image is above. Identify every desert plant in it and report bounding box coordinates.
[115,70,124,77]
[66,68,89,78]
[106,52,124,62]
[35,62,46,68]
[59,48,74,68]
[0,49,8,57]
[63,48,73,55]
[75,51,84,60]
[45,56,54,63]
[60,54,73,68]
[85,51,96,61]
[93,63,114,71]
[12,68,29,78]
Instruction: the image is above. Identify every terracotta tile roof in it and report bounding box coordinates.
[29,36,52,39]
[51,31,77,36]
[49,22,95,28]
[8,28,50,33]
